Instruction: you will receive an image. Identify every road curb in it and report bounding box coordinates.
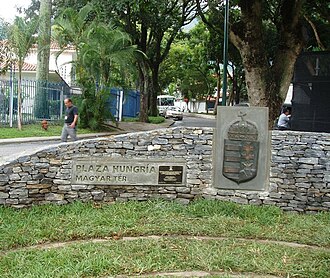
[186,113,216,119]
[0,133,113,145]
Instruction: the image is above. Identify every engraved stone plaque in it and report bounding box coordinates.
[214,107,270,191]
[158,166,184,184]
[72,158,186,186]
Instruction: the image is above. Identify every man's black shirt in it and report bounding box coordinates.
[65,105,78,124]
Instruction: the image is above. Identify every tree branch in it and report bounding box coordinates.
[304,15,326,50]
[196,0,219,32]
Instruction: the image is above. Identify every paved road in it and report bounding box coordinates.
[172,113,216,128]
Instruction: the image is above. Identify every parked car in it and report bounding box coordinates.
[164,106,183,120]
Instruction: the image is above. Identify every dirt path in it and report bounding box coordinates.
[4,235,327,253]
[115,270,281,277]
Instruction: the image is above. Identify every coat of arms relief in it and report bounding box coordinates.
[223,111,259,184]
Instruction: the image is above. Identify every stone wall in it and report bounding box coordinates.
[0,127,329,212]
[270,131,330,212]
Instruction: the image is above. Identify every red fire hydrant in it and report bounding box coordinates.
[41,119,48,130]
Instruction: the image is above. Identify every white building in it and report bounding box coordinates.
[1,41,76,85]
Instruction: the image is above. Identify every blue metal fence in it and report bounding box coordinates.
[0,79,140,127]
[0,79,71,127]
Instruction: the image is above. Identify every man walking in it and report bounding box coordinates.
[61,98,78,142]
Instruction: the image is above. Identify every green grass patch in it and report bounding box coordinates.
[0,200,329,277]
[0,124,96,139]
[148,116,165,124]
[122,117,139,122]
[123,116,165,124]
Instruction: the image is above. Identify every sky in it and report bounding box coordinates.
[0,0,32,23]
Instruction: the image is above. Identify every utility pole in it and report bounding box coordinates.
[221,0,229,106]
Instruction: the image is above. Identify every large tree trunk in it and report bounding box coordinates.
[230,0,305,128]
[36,0,51,81]
[149,64,161,116]
[138,60,150,122]
[35,0,52,119]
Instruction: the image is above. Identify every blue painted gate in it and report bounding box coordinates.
[122,90,140,118]
[107,88,140,120]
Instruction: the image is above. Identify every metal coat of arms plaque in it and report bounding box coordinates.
[222,112,259,184]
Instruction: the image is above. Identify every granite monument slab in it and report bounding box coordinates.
[213,106,270,190]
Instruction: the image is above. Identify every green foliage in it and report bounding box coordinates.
[53,4,137,130]
[303,1,330,50]
[89,0,198,117]
[48,0,330,123]
[123,116,165,124]
[0,17,9,40]
[148,116,165,124]
[160,22,217,101]
[77,87,111,131]
[79,22,136,88]
[8,16,39,129]
[0,41,11,75]
[8,17,38,64]
[122,117,139,122]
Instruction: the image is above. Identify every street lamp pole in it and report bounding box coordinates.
[221,0,229,106]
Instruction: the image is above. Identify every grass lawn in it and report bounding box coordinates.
[123,116,165,124]
[0,124,98,139]
[0,118,165,139]
[0,200,329,277]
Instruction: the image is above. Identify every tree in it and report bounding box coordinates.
[56,0,198,121]
[0,41,12,75]
[159,22,217,110]
[230,0,305,125]
[78,23,137,129]
[8,17,38,130]
[303,1,330,50]
[127,0,197,120]
[195,2,247,112]
[53,4,137,130]
[0,18,11,75]
[35,0,52,119]
[197,0,330,127]
[0,17,9,40]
